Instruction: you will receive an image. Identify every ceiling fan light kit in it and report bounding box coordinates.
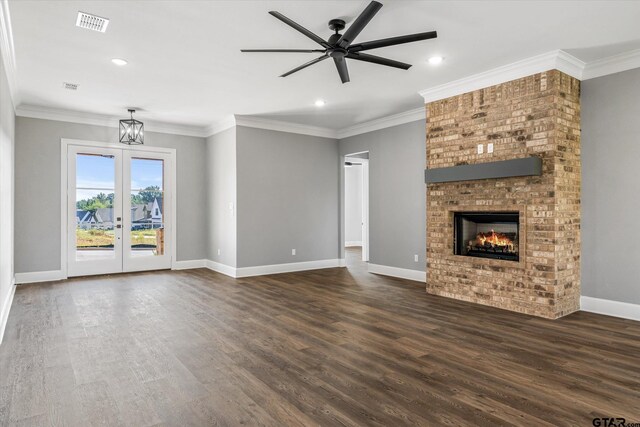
[241,0,437,84]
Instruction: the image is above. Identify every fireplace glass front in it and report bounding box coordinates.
[454,212,520,262]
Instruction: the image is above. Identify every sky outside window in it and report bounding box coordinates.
[76,155,163,201]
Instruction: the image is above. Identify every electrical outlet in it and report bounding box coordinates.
[292,249,296,256]
[414,254,419,262]
[477,144,484,154]
[487,143,494,154]
[217,249,221,256]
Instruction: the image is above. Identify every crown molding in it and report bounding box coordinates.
[0,0,18,108]
[233,115,338,139]
[582,48,640,80]
[419,50,585,104]
[16,104,115,127]
[337,107,425,139]
[206,108,427,140]
[142,119,207,138]
[205,115,236,137]
[15,104,209,137]
[555,49,587,79]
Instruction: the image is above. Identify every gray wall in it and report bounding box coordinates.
[206,127,237,267]
[14,117,207,273]
[582,67,640,305]
[0,51,15,326]
[235,126,339,268]
[339,120,426,272]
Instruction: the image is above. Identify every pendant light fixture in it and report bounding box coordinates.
[119,109,144,145]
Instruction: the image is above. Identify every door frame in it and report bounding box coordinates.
[360,158,369,262]
[60,138,177,278]
[342,151,370,263]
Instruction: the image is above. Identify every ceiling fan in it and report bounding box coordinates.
[241,0,437,84]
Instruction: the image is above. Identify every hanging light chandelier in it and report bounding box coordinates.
[119,109,144,145]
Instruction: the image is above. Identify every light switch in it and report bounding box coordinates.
[477,144,484,154]
[488,143,494,153]
[414,254,419,262]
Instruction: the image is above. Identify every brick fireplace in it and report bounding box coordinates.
[425,70,581,319]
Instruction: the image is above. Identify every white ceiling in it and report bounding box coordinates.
[7,1,640,131]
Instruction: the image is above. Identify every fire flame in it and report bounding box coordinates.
[477,229,513,249]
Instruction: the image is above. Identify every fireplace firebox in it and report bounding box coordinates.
[454,212,520,261]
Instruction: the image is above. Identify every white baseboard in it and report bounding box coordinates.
[235,258,342,278]
[580,296,640,321]
[15,270,65,284]
[339,258,346,267]
[368,263,426,282]
[205,260,238,278]
[345,241,363,247]
[173,259,206,270]
[0,279,16,345]
[12,258,344,283]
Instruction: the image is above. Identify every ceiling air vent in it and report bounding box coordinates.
[63,82,79,91]
[75,11,109,33]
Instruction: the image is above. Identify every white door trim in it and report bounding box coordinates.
[361,158,369,262]
[60,138,178,279]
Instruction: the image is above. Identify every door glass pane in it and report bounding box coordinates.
[130,158,164,257]
[76,153,115,189]
[75,154,116,261]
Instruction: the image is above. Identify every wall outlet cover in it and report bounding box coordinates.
[488,143,494,153]
[477,144,484,154]
[414,254,419,262]
[292,249,296,255]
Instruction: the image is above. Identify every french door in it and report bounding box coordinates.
[66,144,173,277]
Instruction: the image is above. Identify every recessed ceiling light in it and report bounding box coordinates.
[428,56,444,65]
[315,99,326,107]
[111,58,128,66]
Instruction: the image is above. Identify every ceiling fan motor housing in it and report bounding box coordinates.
[328,19,346,32]
[328,32,347,57]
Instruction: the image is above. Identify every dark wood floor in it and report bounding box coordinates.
[1,249,639,426]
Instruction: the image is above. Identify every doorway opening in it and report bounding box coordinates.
[344,152,369,267]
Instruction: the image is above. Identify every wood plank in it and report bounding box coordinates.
[0,249,638,426]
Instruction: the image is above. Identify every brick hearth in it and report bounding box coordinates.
[425,70,581,319]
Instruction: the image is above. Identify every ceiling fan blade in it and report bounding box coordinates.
[349,31,438,52]
[241,49,326,53]
[269,11,330,48]
[337,1,383,49]
[333,57,350,84]
[280,55,329,77]
[346,52,411,70]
